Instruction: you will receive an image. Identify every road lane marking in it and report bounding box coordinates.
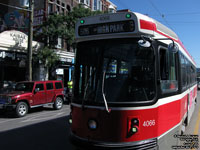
[0,118,20,124]
[21,112,65,123]
[26,107,69,118]
[193,107,200,135]
[0,107,69,124]
[191,107,200,150]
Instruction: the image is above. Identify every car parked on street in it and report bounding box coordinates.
[0,80,64,117]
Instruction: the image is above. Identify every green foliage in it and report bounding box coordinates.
[63,5,103,45]
[35,47,59,68]
[33,5,104,75]
[35,4,103,47]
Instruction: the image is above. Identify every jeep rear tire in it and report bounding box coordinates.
[15,102,28,117]
[53,97,63,110]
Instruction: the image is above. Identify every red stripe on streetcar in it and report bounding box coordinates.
[140,19,195,65]
[140,19,156,31]
[71,96,188,142]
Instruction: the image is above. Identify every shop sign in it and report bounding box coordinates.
[0,51,15,60]
[10,32,27,47]
[56,69,64,75]
[0,51,26,60]
[60,57,72,63]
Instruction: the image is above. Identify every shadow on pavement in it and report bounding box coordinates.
[0,115,75,150]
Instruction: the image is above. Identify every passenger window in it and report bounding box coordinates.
[55,82,62,89]
[46,83,53,90]
[35,84,44,91]
[180,54,187,89]
[159,47,178,93]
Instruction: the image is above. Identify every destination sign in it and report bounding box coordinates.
[78,20,135,36]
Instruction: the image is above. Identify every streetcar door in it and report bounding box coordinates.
[158,43,179,148]
[158,45,178,94]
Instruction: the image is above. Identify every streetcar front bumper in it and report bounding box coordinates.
[70,132,158,150]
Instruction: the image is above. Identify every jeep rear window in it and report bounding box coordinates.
[46,83,53,90]
[55,82,62,89]
[15,82,34,92]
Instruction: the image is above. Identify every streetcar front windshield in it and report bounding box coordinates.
[74,38,156,104]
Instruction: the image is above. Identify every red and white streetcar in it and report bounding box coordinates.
[69,10,197,150]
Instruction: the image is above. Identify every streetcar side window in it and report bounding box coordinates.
[186,59,190,86]
[159,47,178,93]
[180,53,187,90]
[187,61,196,87]
[179,52,196,90]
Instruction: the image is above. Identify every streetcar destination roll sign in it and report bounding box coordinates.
[78,20,135,36]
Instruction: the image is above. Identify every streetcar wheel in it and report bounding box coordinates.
[181,123,186,135]
[15,102,28,117]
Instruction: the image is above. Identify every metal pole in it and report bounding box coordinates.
[27,0,34,81]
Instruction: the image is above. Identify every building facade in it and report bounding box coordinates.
[0,30,42,82]
[76,0,116,12]
[0,0,116,87]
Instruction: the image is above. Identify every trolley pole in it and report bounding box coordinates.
[27,0,34,81]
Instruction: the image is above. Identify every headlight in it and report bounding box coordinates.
[88,119,97,130]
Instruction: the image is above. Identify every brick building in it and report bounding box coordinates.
[0,0,116,86]
[76,0,116,12]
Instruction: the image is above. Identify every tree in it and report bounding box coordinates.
[34,4,103,48]
[63,5,102,47]
[34,47,59,80]
[33,5,103,80]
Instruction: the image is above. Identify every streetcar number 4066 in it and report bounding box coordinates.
[143,120,156,127]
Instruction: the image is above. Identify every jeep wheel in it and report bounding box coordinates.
[15,102,28,117]
[53,97,63,110]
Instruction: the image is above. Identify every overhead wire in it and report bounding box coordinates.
[156,20,200,25]
[111,0,199,67]
[148,0,174,30]
[151,11,200,16]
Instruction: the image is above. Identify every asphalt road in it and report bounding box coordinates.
[0,104,76,150]
[0,104,70,131]
[0,93,200,150]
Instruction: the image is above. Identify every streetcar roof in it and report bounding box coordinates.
[75,11,178,40]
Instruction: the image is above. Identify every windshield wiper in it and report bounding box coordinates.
[82,69,96,110]
[82,77,90,110]
[102,71,111,113]
[142,88,149,101]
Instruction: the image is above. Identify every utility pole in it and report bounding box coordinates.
[27,0,34,81]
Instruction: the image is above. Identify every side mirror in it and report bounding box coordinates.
[138,39,151,48]
[168,43,179,53]
[34,88,40,93]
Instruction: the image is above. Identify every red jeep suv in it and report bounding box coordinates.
[0,80,64,117]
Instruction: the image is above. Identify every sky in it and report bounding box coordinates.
[109,0,200,67]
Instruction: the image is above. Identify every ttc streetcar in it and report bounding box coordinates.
[69,10,197,150]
